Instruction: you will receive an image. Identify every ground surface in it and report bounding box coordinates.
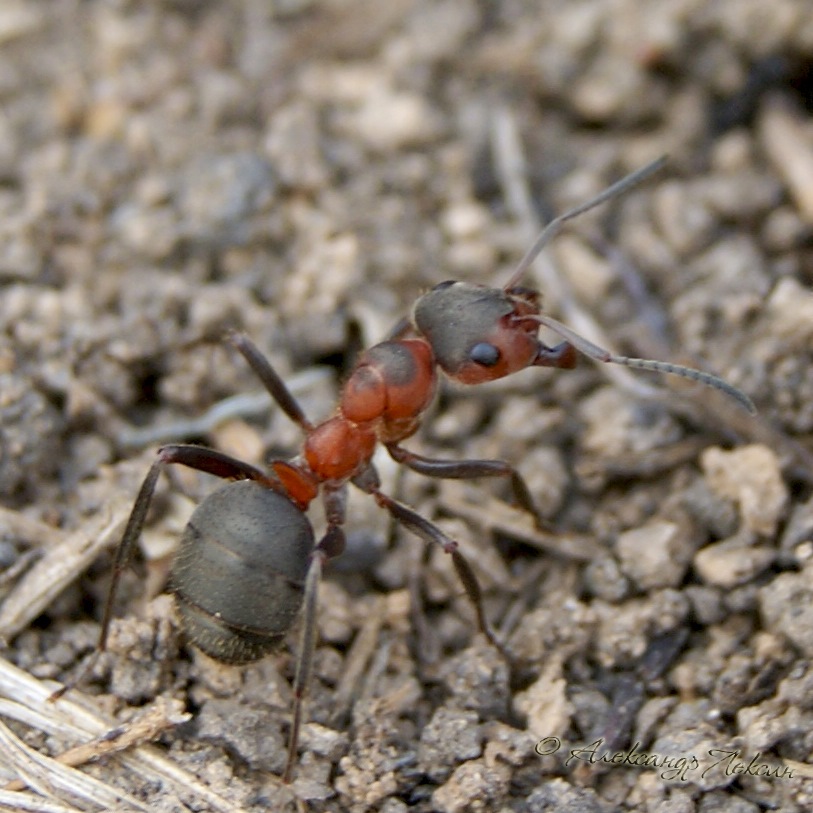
[1,1,813,811]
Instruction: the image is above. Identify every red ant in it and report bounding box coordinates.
[51,157,754,783]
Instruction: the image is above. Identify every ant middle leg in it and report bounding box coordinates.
[283,485,347,783]
[283,545,325,784]
[385,442,547,530]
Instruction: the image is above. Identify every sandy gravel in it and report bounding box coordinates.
[1,2,813,811]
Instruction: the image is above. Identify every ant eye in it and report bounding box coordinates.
[469,342,501,366]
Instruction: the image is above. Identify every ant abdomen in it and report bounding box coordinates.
[170,480,314,665]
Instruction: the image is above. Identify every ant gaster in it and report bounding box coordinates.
[51,157,755,783]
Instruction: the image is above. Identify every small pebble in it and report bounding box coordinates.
[701,445,788,537]
[760,563,813,657]
[616,518,696,590]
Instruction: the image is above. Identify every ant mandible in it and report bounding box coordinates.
[52,157,755,783]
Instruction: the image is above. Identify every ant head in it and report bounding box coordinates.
[412,281,552,384]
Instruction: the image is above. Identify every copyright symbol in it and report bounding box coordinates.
[535,737,561,756]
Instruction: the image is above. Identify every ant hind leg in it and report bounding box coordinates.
[49,444,278,702]
[356,473,515,669]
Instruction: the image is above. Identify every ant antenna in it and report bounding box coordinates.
[499,156,754,413]
[503,156,668,290]
[532,312,757,414]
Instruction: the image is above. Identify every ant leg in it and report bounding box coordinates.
[383,315,412,341]
[354,470,512,665]
[283,548,325,784]
[50,444,278,702]
[155,443,277,484]
[283,488,346,783]
[386,443,547,530]
[226,330,315,431]
[320,485,347,558]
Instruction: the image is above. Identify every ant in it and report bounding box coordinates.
[51,157,755,783]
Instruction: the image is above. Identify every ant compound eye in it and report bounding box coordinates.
[469,342,501,367]
[432,280,457,291]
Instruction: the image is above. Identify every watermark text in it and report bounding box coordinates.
[535,737,795,782]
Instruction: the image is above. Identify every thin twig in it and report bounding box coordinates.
[0,719,149,812]
[0,656,245,813]
[3,696,190,792]
[117,367,331,451]
[329,596,385,728]
[0,499,131,642]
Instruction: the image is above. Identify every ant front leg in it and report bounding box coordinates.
[352,467,513,668]
[50,444,275,701]
[386,442,547,530]
[226,331,314,432]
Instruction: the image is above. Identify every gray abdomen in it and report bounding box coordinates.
[170,480,314,664]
